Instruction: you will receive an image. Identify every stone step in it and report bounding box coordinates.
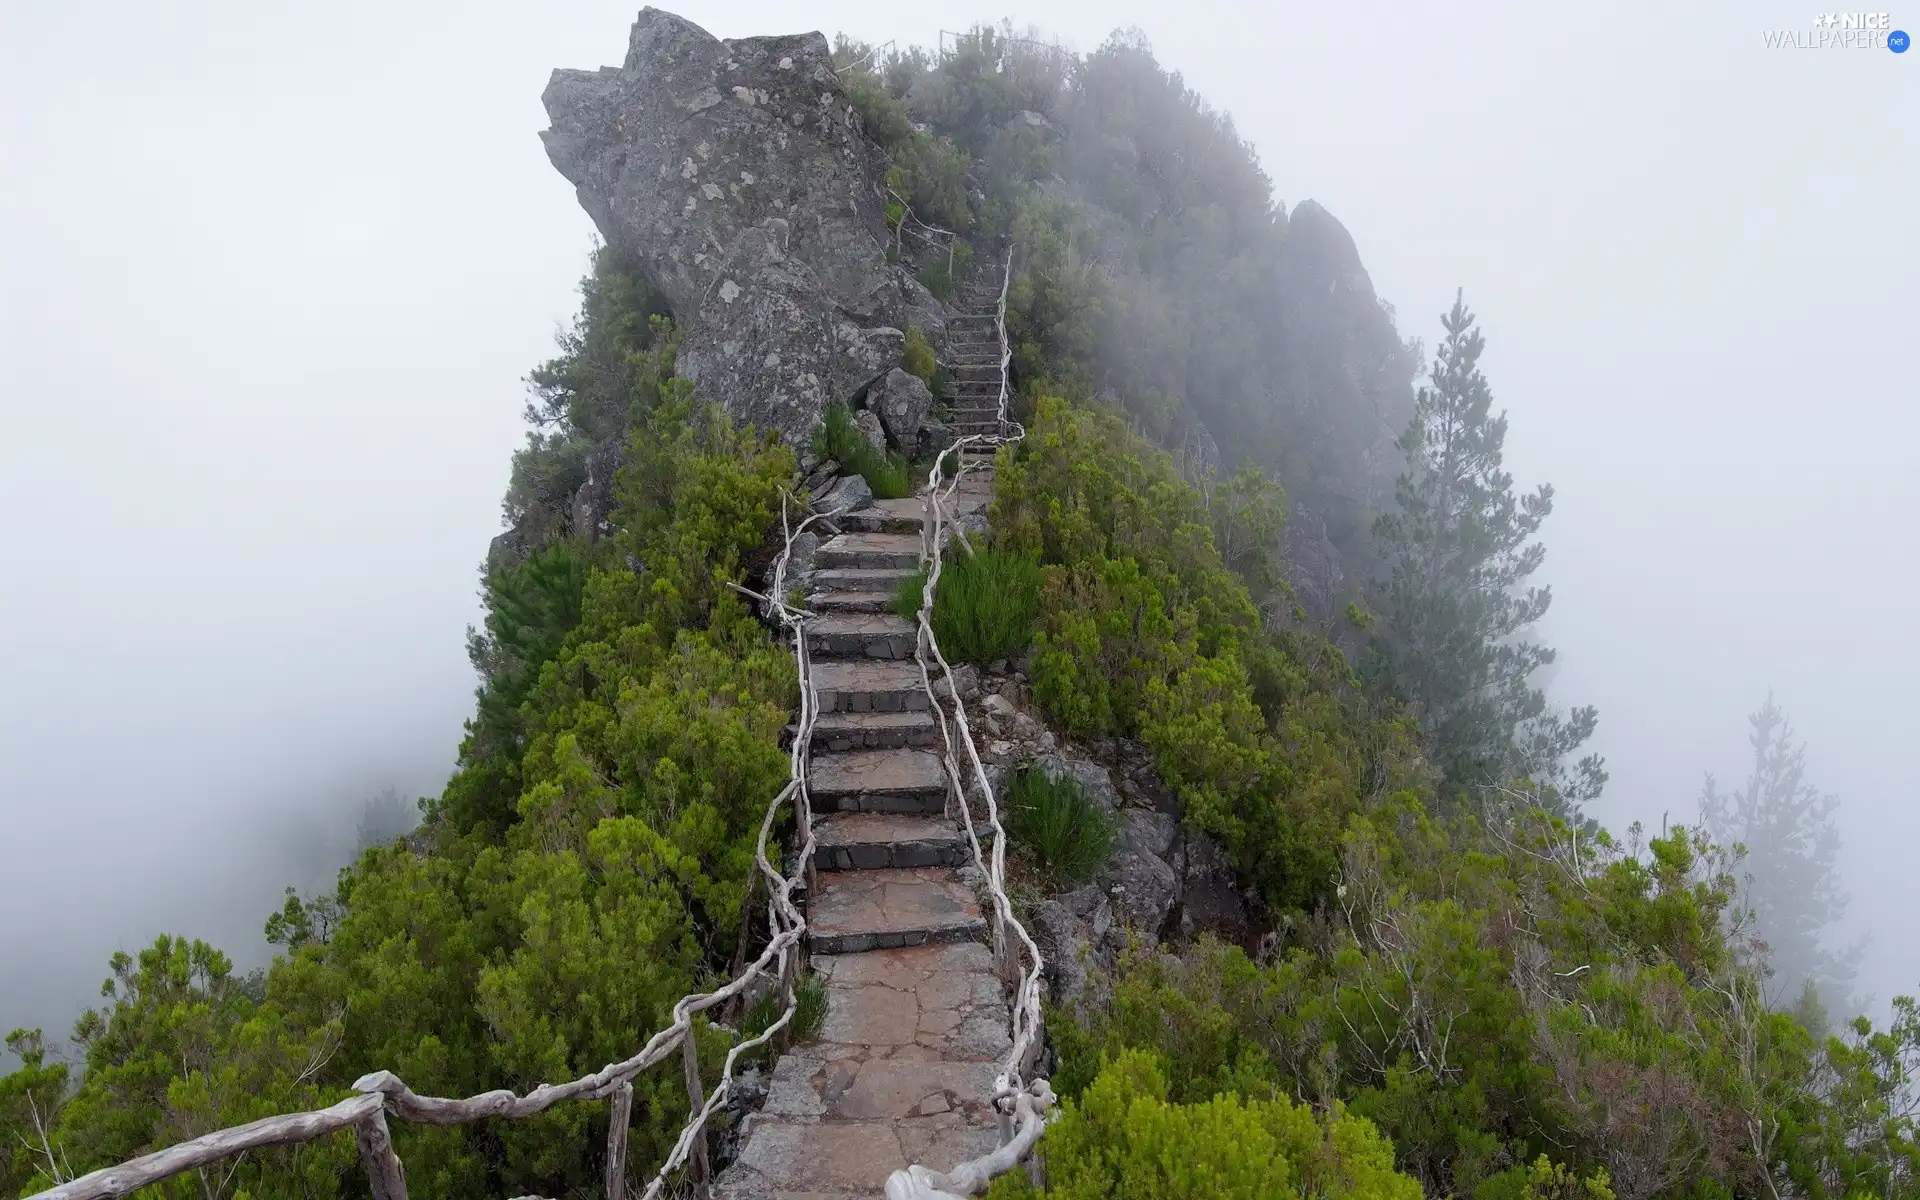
[813,813,967,870]
[807,867,987,954]
[810,709,940,751]
[810,589,900,613]
[711,942,1008,1198]
[809,748,948,813]
[816,532,922,571]
[812,566,914,590]
[837,497,929,535]
[806,612,917,660]
[812,658,928,713]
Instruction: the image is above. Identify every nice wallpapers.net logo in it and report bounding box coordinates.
[1763,12,1911,50]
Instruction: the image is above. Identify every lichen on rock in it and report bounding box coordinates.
[540,8,944,444]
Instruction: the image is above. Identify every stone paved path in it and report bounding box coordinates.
[715,275,1011,1199]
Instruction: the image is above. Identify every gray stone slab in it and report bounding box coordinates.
[810,589,901,613]
[809,868,986,954]
[811,659,928,714]
[808,749,948,814]
[813,812,967,871]
[805,612,917,660]
[810,710,939,752]
[815,533,923,571]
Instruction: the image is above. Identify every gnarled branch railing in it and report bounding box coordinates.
[887,246,1053,1200]
[884,186,961,277]
[29,500,831,1200]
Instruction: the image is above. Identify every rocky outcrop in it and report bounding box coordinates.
[869,368,934,448]
[570,441,623,544]
[541,9,944,444]
[964,673,1258,964]
[1270,199,1420,616]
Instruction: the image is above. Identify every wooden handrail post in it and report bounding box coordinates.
[680,1029,711,1197]
[354,1106,408,1200]
[604,1080,633,1200]
[724,871,761,1024]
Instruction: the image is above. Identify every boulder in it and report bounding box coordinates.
[1032,754,1120,815]
[1119,809,1180,861]
[932,663,978,704]
[852,408,888,459]
[801,457,839,496]
[540,9,944,444]
[871,367,934,447]
[1103,850,1178,936]
[814,473,871,516]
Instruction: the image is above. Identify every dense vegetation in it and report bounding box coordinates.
[987,1049,1423,1199]
[4,22,1910,1200]
[1,254,804,1198]
[892,546,1043,664]
[835,25,1916,1197]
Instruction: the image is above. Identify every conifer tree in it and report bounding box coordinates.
[1702,695,1861,1012]
[1366,290,1604,809]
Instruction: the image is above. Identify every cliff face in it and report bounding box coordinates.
[541,9,943,443]
[1269,200,1419,616]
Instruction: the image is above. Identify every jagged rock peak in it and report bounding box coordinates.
[540,8,943,443]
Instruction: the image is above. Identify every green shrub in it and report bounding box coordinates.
[985,1049,1421,1200]
[1005,765,1116,885]
[1472,1157,1615,1200]
[902,325,938,385]
[914,242,975,302]
[814,400,911,499]
[891,546,1043,663]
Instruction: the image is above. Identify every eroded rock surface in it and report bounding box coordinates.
[541,8,943,443]
[870,367,934,448]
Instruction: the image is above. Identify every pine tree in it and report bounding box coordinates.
[1365,290,1603,809]
[1702,696,1861,1013]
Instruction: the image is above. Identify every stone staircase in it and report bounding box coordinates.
[715,277,1013,1199]
[943,279,1010,443]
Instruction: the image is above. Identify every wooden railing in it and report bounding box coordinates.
[884,186,961,278]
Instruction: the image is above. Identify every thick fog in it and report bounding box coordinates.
[2,0,1912,1049]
